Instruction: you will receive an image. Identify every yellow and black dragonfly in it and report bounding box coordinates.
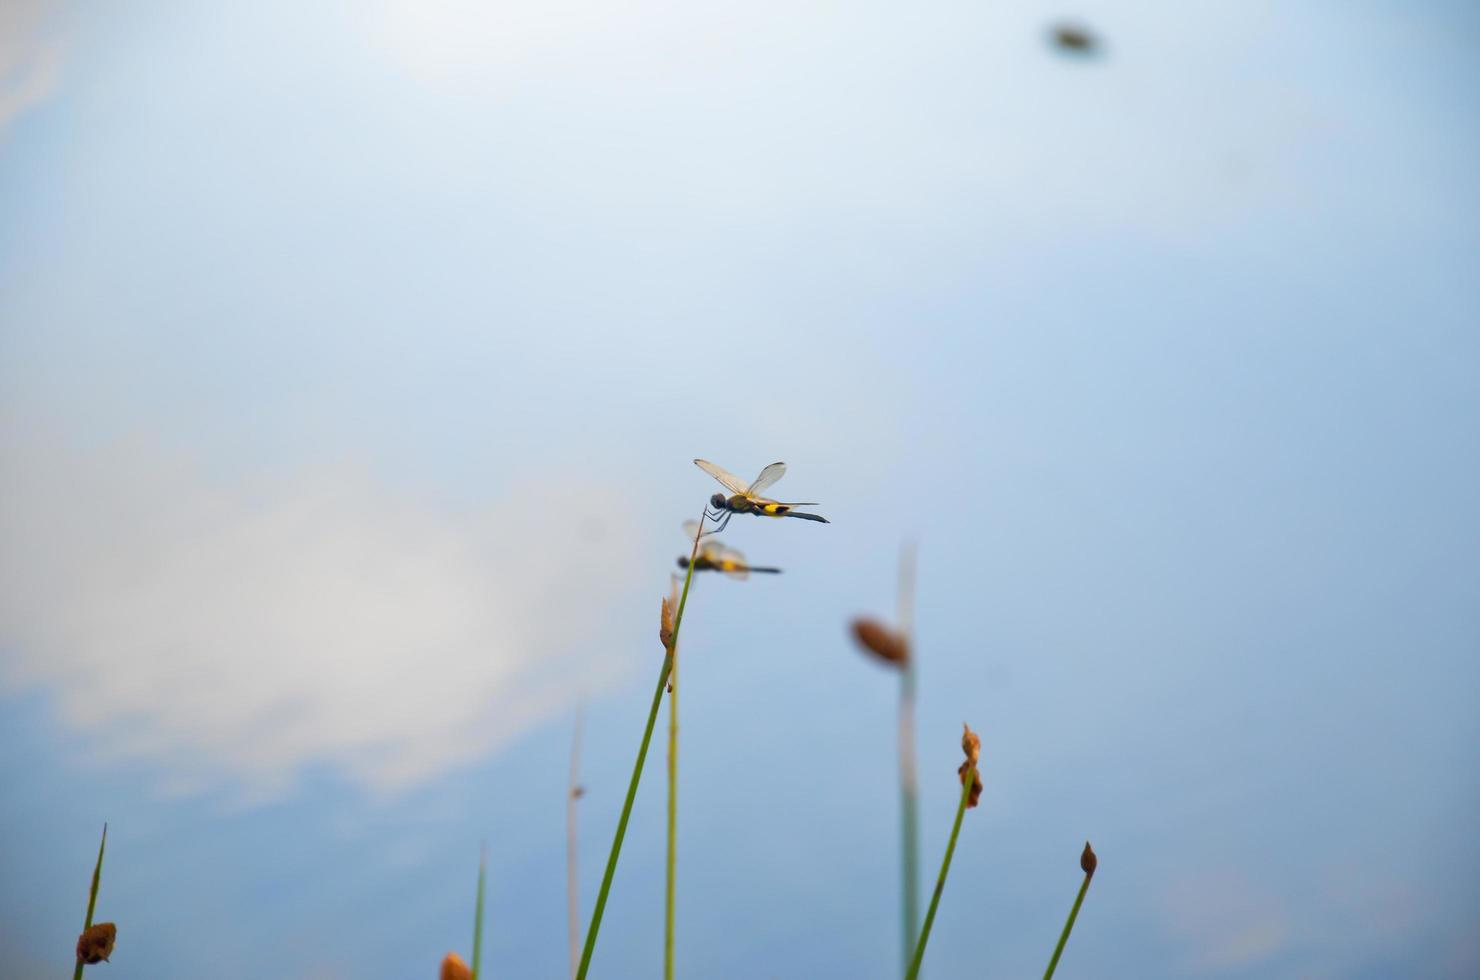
[677,521,782,577]
[694,459,829,533]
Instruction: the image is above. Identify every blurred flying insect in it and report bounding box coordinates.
[694,458,829,533]
[677,521,782,578]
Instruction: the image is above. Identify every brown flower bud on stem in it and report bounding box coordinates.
[440,951,472,980]
[659,577,679,650]
[75,923,116,965]
[905,723,981,980]
[955,723,983,808]
[1043,840,1098,979]
[960,723,980,766]
[956,761,983,808]
[849,618,909,667]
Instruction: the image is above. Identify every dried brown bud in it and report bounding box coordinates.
[571,784,585,800]
[850,618,909,667]
[440,951,473,980]
[1051,23,1098,53]
[76,923,116,965]
[1081,841,1097,879]
[957,761,983,808]
[659,577,679,650]
[961,723,980,766]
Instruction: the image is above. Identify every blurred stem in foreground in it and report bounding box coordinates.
[905,726,981,980]
[567,707,585,979]
[666,513,705,980]
[576,508,703,980]
[1042,842,1098,980]
[472,844,486,980]
[897,542,919,977]
[72,823,106,980]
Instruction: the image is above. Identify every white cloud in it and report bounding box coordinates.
[0,429,644,799]
[0,0,64,136]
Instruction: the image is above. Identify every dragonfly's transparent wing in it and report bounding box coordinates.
[694,459,749,495]
[716,547,745,580]
[746,462,786,496]
[699,540,726,562]
[720,548,750,580]
[681,520,702,543]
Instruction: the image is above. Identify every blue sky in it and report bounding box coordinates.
[2,1,1478,977]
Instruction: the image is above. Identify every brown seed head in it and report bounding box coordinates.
[659,576,679,649]
[850,618,909,667]
[76,922,116,965]
[961,723,981,766]
[1081,841,1097,879]
[440,951,473,980]
[957,761,983,808]
[1051,23,1098,53]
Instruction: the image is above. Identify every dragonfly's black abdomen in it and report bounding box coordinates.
[783,511,829,523]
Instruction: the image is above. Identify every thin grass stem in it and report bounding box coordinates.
[72,823,106,980]
[567,707,585,979]
[666,657,678,980]
[897,542,919,977]
[472,844,486,980]
[576,508,703,980]
[905,767,974,980]
[666,511,705,980]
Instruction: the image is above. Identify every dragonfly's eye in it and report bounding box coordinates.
[676,557,689,570]
[710,492,727,510]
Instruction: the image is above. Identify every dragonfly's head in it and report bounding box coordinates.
[709,492,728,511]
[676,556,691,570]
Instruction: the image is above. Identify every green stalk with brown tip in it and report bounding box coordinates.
[73,823,106,980]
[905,765,976,980]
[577,508,704,980]
[1042,842,1097,980]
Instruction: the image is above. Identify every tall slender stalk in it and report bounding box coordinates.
[576,508,704,980]
[897,543,919,977]
[1043,842,1096,980]
[666,512,705,980]
[905,763,976,980]
[73,823,106,980]
[472,844,486,980]
[567,708,585,979]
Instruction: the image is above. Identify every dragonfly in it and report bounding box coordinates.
[694,459,829,533]
[677,521,782,577]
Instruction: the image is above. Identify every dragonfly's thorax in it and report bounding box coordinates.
[727,494,755,513]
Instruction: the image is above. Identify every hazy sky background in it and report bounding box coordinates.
[2,0,1478,977]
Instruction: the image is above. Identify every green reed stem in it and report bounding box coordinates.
[472,844,486,980]
[899,666,919,977]
[567,708,584,980]
[905,768,975,980]
[898,541,919,977]
[72,823,106,980]
[577,509,703,980]
[666,511,705,980]
[1042,868,1092,979]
